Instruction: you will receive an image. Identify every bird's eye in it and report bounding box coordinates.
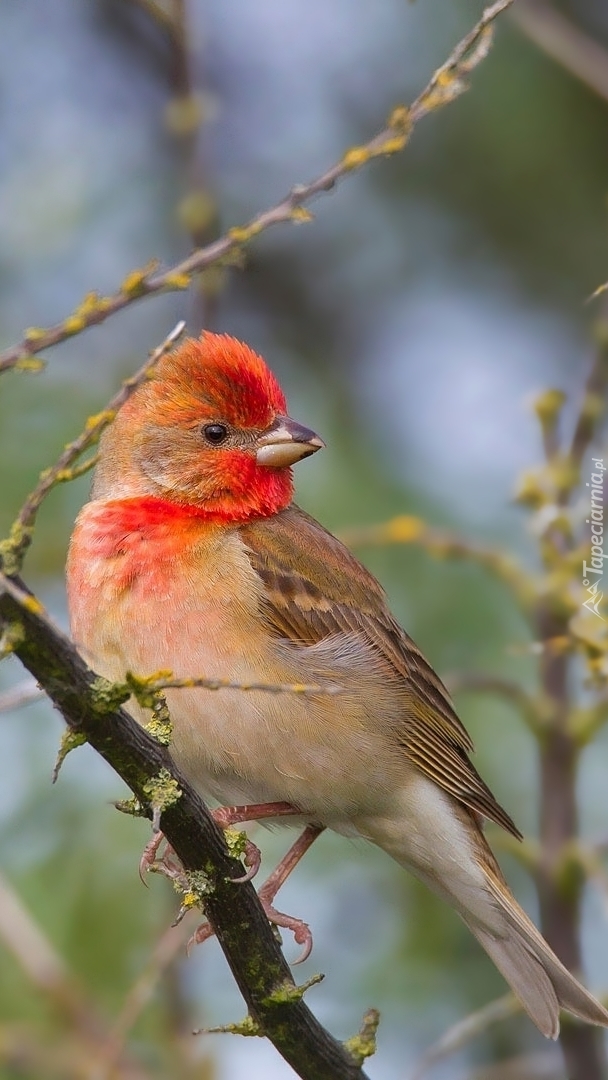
[202,423,229,445]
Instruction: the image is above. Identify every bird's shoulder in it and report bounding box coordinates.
[239,504,521,840]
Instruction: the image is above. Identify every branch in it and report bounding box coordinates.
[0,679,43,713]
[123,669,343,699]
[0,0,516,375]
[444,671,544,735]
[339,515,535,612]
[534,344,608,1080]
[0,871,153,1080]
[0,321,186,576]
[511,1,608,105]
[408,994,519,1080]
[0,574,371,1080]
[95,915,198,1079]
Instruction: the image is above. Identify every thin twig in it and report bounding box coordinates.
[408,994,519,1080]
[0,870,71,993]
[339,515,535,612]
[444,671,543,734]
[0,679,43,713]
[0,0,516,375]
[95,914,198,1080]
[0,320,186,576]
[127,671,343,698]
[512,0,608,104]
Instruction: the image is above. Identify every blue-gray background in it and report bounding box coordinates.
[1,2,607,1077]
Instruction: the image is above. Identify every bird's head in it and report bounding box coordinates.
[92,332,324,522]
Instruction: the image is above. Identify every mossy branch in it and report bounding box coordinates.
[0,573,370,1080]
[124,669,343,703]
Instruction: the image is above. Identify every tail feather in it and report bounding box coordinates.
[466,920,560,1038]
[360,777,608,1038]
[472,867,608,1038]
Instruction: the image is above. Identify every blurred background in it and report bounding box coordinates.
[1,1,608,1077]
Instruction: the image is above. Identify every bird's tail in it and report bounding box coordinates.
[358,779,608,1038]
[463,859,608,1039]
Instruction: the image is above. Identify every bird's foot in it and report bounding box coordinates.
[188,823,324,962]
[139,806,322,962]
[229,837,262,883]
[138,801,298,886]
[262,902,314,964]
[211,801,300,884]
[139,832,185,886]
[187,897,313,962]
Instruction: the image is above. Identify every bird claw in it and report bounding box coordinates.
[139,832,186,886]
[260,903,313,964]
[139,830,165,884]
[187,919,214,955]
[138,810,320,964]
[139,823,261,888]
[187,898,313,963]
[230,838,262,883]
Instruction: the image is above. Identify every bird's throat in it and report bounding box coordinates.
[77,478,294,560]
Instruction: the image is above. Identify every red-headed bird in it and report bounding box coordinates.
[67,332,608,1038]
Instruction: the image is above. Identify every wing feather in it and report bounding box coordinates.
[240,504,521,839]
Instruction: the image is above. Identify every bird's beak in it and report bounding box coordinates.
[255,416,325,467]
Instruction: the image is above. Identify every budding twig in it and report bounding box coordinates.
[339,515,535,613]
[0,1,515,375]
[0,320,186,576]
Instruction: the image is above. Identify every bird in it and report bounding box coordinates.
[66,330,608,1039]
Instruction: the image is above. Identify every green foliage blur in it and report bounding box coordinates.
[1,2,607,1078]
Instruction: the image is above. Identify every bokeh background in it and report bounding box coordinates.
[1,1,608,1077]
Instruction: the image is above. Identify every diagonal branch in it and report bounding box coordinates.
[0,0,516,375]
[0,573,371,1080]
[95,914,198,1079]
[339,515,535,613]
[0,321,186,576]
[0,871,154,1080]
[511,1,608,105]
[408,993,519,1080]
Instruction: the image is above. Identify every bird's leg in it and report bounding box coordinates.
[189,823,325,962]
[257,823,325,904]
[256,823,325,963]
[139,801,301,884]
[139,833,185,885]
[212,801,302,883]
[212,801,299,827]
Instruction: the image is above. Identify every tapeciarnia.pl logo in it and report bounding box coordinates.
[582,457,606,620]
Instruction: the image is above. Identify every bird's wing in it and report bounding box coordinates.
[240,504,521,839]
